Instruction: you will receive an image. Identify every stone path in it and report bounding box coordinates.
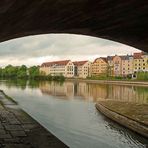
[0,90,68,148]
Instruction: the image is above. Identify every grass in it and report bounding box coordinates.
[97,100,148,126]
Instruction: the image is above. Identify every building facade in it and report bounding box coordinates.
[73,61,91,78]
[133,52,148,72]
[112,55,122,76]
[121,55,133,77]
[133,52,143,72]
[40,60,74,78]
[107,56,114,76]
[91,57,108,76]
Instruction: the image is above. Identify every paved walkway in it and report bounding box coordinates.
[0,90,68,148]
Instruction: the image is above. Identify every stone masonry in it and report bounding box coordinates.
[0,90,68,148]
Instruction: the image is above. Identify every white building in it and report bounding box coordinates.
[73,61,91,78]
[40,60,74,78]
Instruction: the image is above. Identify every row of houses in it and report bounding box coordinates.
[40,60,91,78]
[40,52,148,78]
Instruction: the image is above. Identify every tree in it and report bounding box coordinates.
[28,66,40,79]
[17,65,27,78]
[3,65,18,78]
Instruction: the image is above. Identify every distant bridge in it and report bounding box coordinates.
[0,0,148,51]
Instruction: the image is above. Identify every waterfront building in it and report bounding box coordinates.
[107,56,114,76]
[91,57,108,76]
[133,52,143,72]
[73,61,91,78]
[40,60,74,78]
[133,52,148,72]
[141,52,148,72]
[112,55,122,76]
[121,55,133,77]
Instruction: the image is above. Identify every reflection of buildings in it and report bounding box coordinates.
[39,81,91,100]
[39,81,148,104]
[39,81,74,98]
[88,84,108,101]
[107,85,148,104]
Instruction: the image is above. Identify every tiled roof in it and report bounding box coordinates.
[73,61,88,66]
[94,57,107,63]
[141,52,148,55]
[101,57,107,63]
[107,56,114,61]
[120,55,133,60]
[133,52,142,59]
[41,60,70,67]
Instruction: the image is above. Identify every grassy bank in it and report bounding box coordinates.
[97,100,148,126]
[96,100,148,138]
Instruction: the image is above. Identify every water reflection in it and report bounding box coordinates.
[0,80,147,148]
[1,80,148,104]
[39,81,148,104]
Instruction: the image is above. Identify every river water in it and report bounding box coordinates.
[0,80,147,148]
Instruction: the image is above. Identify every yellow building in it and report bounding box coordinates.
[141,52,148,72]
[40,60,74,78]
[73,61,91,78]
[133,52,148,72]
[91,57,108,76]
[121,55,133,76]
[133,52,143,72]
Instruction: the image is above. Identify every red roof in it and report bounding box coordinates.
[133,52,142,59]
[73,61,88,66]
[94,57,107,63]
[41,60,70,67]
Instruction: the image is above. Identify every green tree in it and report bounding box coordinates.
[28,66,40,79]
[17,65,27,79]
[4,65,18,78]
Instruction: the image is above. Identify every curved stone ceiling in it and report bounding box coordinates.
[0,0,148,52]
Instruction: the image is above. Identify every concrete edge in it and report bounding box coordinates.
[66,79,148,86]
[95,103,148,138]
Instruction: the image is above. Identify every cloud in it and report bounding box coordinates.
[0,34,141,67]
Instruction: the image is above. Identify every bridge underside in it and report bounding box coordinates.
[0,0,148,52]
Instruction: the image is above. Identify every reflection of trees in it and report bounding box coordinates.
[28,80,40,88]
[133,86,148,103]
[2,80,148,104]
[4,79,27,90]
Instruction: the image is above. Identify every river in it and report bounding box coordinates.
[0,80,147,148]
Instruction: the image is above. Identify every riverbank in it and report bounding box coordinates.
[0,90,68,148]
[66,78,148,86]
[96,100,148,138]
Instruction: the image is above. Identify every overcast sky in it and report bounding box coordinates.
[0,34,140,67]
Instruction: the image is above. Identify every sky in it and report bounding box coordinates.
[0,34,141,67]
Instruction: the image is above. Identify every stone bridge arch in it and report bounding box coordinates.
[0,0,148,51]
